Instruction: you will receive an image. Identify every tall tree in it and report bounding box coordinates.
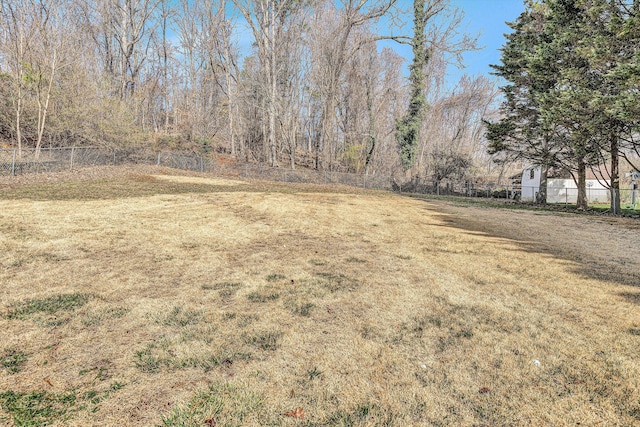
[233,0,309,167]
[485,1,560,204]
[308,0,398,170]
[576,0,640,213]
[395,0,433,172]
[488,0,640,211]
[0,0,34,155]
[395,0,476,176]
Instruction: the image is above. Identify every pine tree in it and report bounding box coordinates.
[485,1,559,204]
[487,0,640,210]
[577,0,640,213]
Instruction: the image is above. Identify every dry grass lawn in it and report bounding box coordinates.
[0,167,639,426]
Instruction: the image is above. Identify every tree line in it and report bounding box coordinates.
[486,0,640,212]
[0,0,500,182]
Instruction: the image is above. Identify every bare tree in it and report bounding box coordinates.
[112,0,160,99]
[233,0,309,167]
[420,74,499,182]
[308,0,399,170]
[0,0,35,155]
[31,0,77,157]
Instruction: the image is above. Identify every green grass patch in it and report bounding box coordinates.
[159,306,202,328]
[161,382,264,426]
[321,402,396,426]
[265,274,286,282]
[5,293,91,320]
[0,381,126,425]
[409,193,640,217]
[243,331,282,351]
[202,282,243,291]
[1,349,28,374]
[0,390,77,426]
[284,299,315,317]
[246,291,280,303]
[202,282,244,299]
[133,337,251,373]
[307,366,323,380]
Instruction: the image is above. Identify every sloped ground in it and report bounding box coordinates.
[0,167,638,426]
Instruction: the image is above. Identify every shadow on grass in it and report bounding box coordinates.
[415,198,640,290]
[620,292,640,305]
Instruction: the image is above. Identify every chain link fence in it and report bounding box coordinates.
[0,147,518,195]
[0,147,211,176]
[156,151,213,173]
[0,147,116,175]
[215,162,392,190]
[4,147,635,208]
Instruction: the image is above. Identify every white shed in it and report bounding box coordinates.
[520,166,610,204]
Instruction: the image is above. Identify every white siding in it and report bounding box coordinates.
[521,166,610,204]
[547,179,609,204]
[521,167,540,201]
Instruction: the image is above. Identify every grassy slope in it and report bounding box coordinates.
[0,170,638,426]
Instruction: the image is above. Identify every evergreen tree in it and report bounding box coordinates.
[487,0,640,210]
[486,2,559,204]
[536,0,599,210]
[578,0,640,213]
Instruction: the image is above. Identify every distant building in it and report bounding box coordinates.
[519,166,610,204]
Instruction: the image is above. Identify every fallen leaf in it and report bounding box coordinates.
[284,407,304,419]
[43,379,53,387]
[204,418,216,427]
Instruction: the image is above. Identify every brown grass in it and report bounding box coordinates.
[0,167,639,426]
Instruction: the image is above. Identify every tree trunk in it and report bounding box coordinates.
[15,89,22,158]
[225,31,236,157]
[268,3,277,167]
[610,134,620,214]
[364,73,376,173]
[536,164,548,204]
[35,50,58,160]
[576,157,588,210]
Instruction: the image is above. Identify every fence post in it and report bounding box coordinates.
[70,147,75,170]
[11,148,16,176]
[157,152,161,166]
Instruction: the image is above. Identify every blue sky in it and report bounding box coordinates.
[447,0,526,85]
[379,0,526,88]
[229,0,526,89]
